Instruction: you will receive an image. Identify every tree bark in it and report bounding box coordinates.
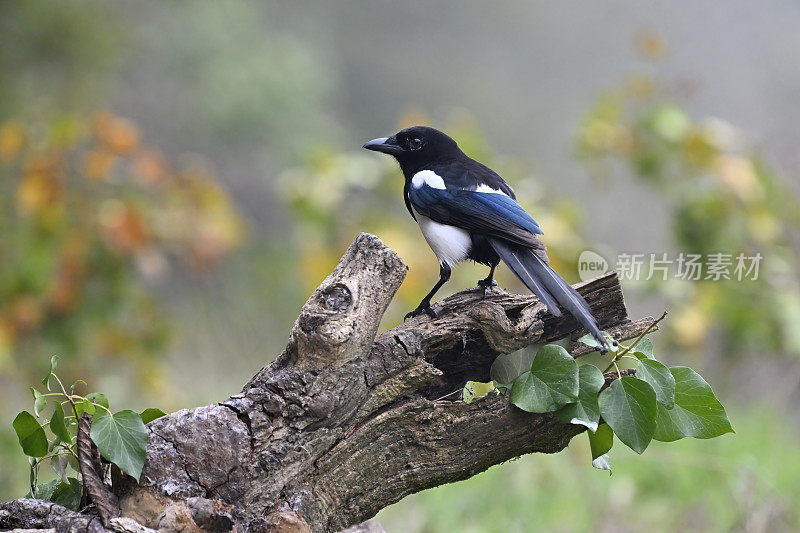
[1,233,655,533]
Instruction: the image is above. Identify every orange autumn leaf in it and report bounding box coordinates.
[100,201,150,252]
[635,31,667,60]
[133,149,169,185]
[49,242,87,313]
[92,111,141,154]
[84,149,118,181]
[49,279,80,314]
[9,296,44,333]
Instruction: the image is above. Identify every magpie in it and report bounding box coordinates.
[363,126,610,353]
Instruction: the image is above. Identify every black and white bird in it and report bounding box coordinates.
[363,126,610,353]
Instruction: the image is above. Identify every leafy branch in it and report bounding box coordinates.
[11,356,165,511]
[490,314,733,472]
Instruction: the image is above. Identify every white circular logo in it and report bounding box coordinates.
[578,250,609,281]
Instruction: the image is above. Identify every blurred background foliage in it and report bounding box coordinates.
[0,112,242,387]
[578,64,800,359]
[2,2,800,532]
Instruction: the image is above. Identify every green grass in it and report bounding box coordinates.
[376,405,799,532]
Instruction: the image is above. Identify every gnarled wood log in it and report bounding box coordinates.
[1,233,654,533]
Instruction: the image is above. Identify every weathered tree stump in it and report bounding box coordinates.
[1,233,654,533]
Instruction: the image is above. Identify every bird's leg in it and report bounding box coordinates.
[477,263,498,297]
[405,264,451,321]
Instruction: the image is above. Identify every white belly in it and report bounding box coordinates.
[416,213,471,268]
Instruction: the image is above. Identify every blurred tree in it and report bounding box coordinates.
[0,1,120,116]
[115,1,341,162]
[0,1,338,166]
[0,112,243,392]
[577,34,800,357]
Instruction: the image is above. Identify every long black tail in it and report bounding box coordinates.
[489,238,610,353]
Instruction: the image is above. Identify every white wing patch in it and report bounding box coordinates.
[475,183,509,196]
[415,214,471,268]
[412,170,446,190]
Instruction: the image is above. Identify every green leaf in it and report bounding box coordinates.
[588,424,613,473]
[31,388,47,417]
[462,382,494,403]
[51,478,82,511]
[588,423,614,459]
[90,410,148,482]
[490,346,536,386]
[13,411,49,457]
[555,365,604,431]
[42,355,59,389]
[28,457,35,490]
[636,359,676,409]
[51,454,69,483]
[70,379,87,394]
[510,345,579,413]
[576,333,595,347]
[598,377,658,454]
[50,402,71,445]
[577,332,618,352]
[630,337,654,359]
[650,103,690,141]
[86,392,109,410]
[653,367,734,442]
[75,398,96,417]
[68,450,80,471]
[139,408,167,425]
[33,479,61,501]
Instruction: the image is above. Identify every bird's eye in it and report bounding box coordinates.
[407,137,423,151]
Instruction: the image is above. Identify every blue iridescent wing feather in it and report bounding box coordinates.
[407,184,544,249]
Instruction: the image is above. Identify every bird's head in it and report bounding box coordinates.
[363,126,461,175]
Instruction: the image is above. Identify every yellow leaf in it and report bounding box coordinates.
[0,120,26,162]
[0,320,14,370]
[712,155,763,201]
[672,304,710,348]
[17,154,62,214]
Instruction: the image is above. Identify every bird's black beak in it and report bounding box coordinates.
[362,136,404,155]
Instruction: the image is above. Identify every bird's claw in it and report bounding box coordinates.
[404,304,438,321]
[476,278,498,297]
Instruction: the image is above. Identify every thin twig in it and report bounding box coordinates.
[432,388,465,402]
[617,311,668,357]
[603,311,668,373]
